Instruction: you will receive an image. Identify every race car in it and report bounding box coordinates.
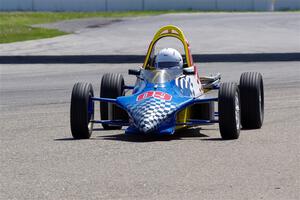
[70,25,264,140]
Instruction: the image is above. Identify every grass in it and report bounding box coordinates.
[0,11,188,44]
[1,10,299,44]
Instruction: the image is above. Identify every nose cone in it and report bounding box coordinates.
[126,97,178,133]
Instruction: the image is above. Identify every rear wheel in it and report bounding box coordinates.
[218,82,241,140]
[100,73,127,130]
[239,72,264,129]
[70,82,94,139]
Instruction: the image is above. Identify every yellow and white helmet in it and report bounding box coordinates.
[154,48,183,69]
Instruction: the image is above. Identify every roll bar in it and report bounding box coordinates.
[142,25,194,69]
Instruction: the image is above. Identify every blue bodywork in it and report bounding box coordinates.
[91,73,218,135]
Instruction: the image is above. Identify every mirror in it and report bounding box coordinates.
[128,69,141,76]
[183,66,195,75]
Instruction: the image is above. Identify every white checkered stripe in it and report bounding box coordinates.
[175,76,202,97]
[126,98,177,133]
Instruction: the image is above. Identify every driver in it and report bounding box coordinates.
[154,48,183,70]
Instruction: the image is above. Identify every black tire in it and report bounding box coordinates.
[100,73,127,130]
[218,82,241,140]
[191,102,215,120]
[70,82,94,139]
[239,72,264,129]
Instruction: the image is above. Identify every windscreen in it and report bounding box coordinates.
[141,68,182,84]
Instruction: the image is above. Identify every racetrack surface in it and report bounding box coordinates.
[1,12,300,200]
[1,62,299,200]
[0,12,299,56]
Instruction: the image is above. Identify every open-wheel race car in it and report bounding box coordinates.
[70,25,264,140]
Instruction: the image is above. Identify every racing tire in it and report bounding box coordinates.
[239,72,264,129]
[70,82,94,139]
[218,82,241,140]
[100,73,126,130]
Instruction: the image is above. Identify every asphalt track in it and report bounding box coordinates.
[1,13,300,200]
[0,12,300,56]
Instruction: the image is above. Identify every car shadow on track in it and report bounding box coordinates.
[54,128,224,142]
[95,128,222,143]
[54,138,75,141]
[53,128,118,141]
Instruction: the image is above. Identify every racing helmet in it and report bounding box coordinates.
[154,48,183,69]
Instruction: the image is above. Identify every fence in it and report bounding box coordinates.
[0,0,299,11]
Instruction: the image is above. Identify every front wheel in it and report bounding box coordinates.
[70,82,94,139]
[100,73,127,130]
[218,82,241,140]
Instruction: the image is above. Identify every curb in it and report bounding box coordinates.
[0,53,299,64]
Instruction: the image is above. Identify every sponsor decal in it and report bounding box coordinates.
[137,91,172,101]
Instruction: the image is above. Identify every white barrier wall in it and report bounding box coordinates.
[218,0,253,10]
[143,0,217,11]
[33,0,106,11]
[0,0,299,11]
[0,0,33,11]
[108,0,143,11]
[275,0,300,10]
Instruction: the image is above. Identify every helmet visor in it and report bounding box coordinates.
[155,61,180,69]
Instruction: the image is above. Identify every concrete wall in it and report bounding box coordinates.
[0,0,33,11]
[275,0,300,10]
[1,0,299,11]
[34,0,106,11]
[108,0,143,11]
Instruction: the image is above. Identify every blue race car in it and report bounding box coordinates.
[70,25,264,140]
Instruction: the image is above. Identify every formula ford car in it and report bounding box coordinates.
[70,25,264,140]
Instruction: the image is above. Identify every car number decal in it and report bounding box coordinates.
[137,91,172,101]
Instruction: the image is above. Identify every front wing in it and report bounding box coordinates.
[91,94,218,134]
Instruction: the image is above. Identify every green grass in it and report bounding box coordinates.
[0,11,186,44]
[1,10,299,44]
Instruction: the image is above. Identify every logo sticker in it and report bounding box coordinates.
[137,91,172,101]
